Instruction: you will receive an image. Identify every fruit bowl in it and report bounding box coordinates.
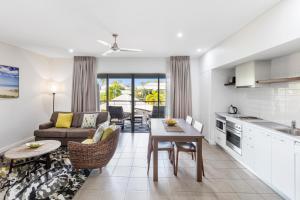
[26,142,43,149]
[165,118,177,126]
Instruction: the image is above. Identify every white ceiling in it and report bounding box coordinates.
[0,0,280,58]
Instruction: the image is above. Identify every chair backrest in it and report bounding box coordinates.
[193,120,203,133]
[186,115,193,125]
[108,106,124,119]
[151,106,165,118]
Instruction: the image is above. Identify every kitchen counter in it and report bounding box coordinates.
[216,112,300,142]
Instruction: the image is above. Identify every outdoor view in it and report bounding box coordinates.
[97,75,166,127]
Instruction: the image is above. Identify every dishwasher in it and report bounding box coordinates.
[296,142,300,200]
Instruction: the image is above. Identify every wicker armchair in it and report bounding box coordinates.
[68,128,120,170]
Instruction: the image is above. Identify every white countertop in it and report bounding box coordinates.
[216,112,300,142]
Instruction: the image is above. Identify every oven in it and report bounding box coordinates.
[226,120,242,155]
[216,117,226,133]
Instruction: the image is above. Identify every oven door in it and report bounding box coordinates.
[216,118,226,133]
[226,128,241,155]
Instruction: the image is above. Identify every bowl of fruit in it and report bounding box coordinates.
[26,142,43,149]
[165,118,177,126]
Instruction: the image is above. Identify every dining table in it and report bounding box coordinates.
[150,118,205,182]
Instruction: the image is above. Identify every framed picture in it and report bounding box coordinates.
[0,65,19,98]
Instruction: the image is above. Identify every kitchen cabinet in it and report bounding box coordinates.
[242,125,255,170]
[215,129,226,148]
[253,129,272,184]
[235,61,270,88]
[271,134,295,200]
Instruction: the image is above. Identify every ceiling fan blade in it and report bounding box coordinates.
[97,40,111,47]
[120,48,143,52]
[102,49,114,56]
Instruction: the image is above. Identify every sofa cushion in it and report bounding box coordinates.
[71,112,82,127]
[49,111,108,127]
[34,128,67,138]
[81,113,98,128]
[50,111,71,124]
[66,128,95,138]
[55,113,73,128]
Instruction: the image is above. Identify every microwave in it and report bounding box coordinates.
[216,118,226,133]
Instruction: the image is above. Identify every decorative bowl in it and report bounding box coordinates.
[26,142,43,149]
[165,118,177,126]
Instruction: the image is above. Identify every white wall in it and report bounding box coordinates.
[48,58,73,112]
[199,0,300,70]
[235,51,300,127]
[97,57,168,74]
[0,42,52,151]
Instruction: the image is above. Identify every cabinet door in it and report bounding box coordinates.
[215,129,226,148]
[271,135,295,199]
[254,129,272,184]
[242,126,255,170]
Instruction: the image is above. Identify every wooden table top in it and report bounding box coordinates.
[150,118,204,140]
[4,140,61,160]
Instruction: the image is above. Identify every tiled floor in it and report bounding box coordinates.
[74,133,283,200]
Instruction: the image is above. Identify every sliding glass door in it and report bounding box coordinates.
[97,74,166,132]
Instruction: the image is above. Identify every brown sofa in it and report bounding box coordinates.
[34,111,109,146]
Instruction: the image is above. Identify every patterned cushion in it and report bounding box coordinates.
[93,121,109,143]
[81,113,98,128]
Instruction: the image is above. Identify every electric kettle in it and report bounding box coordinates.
[228,105,238,114]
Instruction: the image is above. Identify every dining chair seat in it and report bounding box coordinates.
[175,142,195,150]
[158,141,174,149]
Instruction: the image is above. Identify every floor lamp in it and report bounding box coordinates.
[49,82,58,113]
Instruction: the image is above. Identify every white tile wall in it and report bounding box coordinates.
[235,51,300,127]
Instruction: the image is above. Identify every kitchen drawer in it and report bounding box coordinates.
[215,129,226,148]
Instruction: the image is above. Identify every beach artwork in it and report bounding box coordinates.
[0,65,19,98]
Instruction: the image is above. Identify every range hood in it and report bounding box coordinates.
[235,61,270,88]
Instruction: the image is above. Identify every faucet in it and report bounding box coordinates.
[291,120,296,129]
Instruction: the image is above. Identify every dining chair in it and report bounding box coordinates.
[186,115,193,125]
[175,120,204,176]
[147,133,176,176]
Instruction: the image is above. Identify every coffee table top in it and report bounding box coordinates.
[4,140,61,160]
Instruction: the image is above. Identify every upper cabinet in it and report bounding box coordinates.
[235,61,270,88]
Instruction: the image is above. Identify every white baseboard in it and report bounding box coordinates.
[0,136,35,154]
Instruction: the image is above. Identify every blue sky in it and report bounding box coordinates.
[0,65,19,87]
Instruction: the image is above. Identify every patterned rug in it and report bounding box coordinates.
[0,148,90,200]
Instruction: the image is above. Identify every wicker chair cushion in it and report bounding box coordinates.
[81,139,95,144]
[93,121,109,142]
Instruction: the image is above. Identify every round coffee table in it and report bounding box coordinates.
[4,140,61,173]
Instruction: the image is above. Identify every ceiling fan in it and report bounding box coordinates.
[97,33,143,56]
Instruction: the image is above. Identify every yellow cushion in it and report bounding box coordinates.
[100,127,114,141]
[81,139,95,144]
[55,113,73,128]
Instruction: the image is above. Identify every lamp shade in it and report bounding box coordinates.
[48,82,58,93]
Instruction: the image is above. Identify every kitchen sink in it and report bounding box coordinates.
[275,128,300,136]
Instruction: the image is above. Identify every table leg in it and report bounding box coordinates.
[153,138,158,181]
[196,138,203,182]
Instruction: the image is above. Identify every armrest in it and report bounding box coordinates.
[39,122,54,129]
